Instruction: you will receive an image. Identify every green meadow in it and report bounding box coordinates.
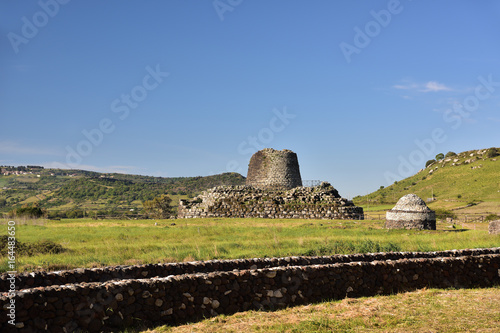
[1,217,498,273]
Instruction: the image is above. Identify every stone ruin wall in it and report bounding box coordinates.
[1,248,500,332]
[246,149,302,190]
[385,210,437,230]
[178,183,364,220]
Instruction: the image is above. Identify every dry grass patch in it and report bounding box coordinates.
[144,287,500,332]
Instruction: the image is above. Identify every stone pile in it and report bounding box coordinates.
[385,194,436,230]
[1,248,499,332]
[178,182,364,219]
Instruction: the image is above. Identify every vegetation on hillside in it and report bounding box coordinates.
[0,168,245,217]
[354,147,500,213]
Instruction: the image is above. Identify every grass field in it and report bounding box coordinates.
[143,287,500,333]
[1,217,498,273]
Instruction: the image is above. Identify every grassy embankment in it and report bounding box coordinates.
[354,149,500,217]
[1,218,498,273]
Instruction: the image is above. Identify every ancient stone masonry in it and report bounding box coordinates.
[489,220,500,235]
[1,248,499,332]
[178,182,364,220]
[177,148,363,220]
[385,194,436,230]
[246,148,302,190]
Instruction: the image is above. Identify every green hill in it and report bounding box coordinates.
[0,167,245,217]
[353,147,500,215]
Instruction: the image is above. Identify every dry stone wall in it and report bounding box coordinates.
[1,248,500,332]
[178,182,363,220]
[246,148,302,190]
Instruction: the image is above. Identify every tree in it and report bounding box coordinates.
[425,159,436,168]
[435,153,444,161]
[445,151,457,158]
[143,194,173,219]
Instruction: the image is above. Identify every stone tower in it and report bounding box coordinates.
[246,148,302,190]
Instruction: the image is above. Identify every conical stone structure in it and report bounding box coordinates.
[385,194,436,230]
[246,148,302,190]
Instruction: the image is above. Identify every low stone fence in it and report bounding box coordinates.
[2,248,498,292]
[1,248,500,332]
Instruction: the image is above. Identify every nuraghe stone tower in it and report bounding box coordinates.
[178,148,364,220]
[246,148,302,190]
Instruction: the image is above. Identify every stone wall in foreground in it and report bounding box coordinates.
[178,182,364,220]
[1,248,500,332]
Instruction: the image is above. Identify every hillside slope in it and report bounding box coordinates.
[353,148,500,214]
[0,168,245,216]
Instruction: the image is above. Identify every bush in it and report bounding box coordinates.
[485,214,499,222]
[457,194,462,199]
[434,208,457,220]
[425,159,436,168]
[484,148,499,158]
[66,209,84,219]
[15,206,44,218]
[435,153,444,161]
[445,151,457,158]
[0,236,66,256]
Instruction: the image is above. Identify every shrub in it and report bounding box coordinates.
[445,151,457,158]
[425,159,436,168]
[66,209,84,219]
[457,194,462,199]
[434,208,457,220]
[435,153,445,161]
[484,148,499,158]
[485,214,499,222]
[15,206,44,218]
[0,236,66,256]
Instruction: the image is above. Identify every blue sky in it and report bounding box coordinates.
[1,0,499,197]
